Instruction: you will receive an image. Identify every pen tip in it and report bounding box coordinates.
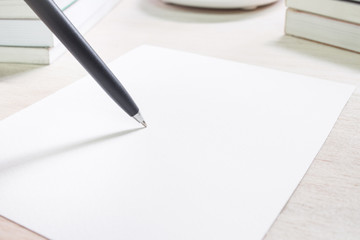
[133,112,147,128]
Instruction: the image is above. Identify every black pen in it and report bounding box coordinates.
[24,0,147,127]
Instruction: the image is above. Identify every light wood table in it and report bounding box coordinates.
[1,0,360,239]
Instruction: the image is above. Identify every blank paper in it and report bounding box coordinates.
[0,46,354,240]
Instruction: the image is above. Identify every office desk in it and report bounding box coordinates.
[0,0,359,239]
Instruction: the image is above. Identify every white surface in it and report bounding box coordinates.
[0,46,354,240]
[162,0,278,9]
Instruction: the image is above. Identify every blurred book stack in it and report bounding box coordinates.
[0,0,120,64]
[285,0,360,53]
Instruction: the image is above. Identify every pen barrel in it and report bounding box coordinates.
[24,0,139,117]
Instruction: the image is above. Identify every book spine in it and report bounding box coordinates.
[0,47,50,64]
[0,0,78,19]
[0,20,55,47]
[285,9,360,54]
[0,0,121,64]
[286,0,360,24]
[0,6,39,19]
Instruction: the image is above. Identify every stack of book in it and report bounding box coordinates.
[285,0,360,53]
[0,0,120,64]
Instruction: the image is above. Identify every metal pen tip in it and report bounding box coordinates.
[133,112,147,128]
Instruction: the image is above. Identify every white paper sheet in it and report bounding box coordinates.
[0,46,354,240]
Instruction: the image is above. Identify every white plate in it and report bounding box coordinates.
[162,0,278,9]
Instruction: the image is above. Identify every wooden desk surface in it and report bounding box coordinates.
[0,0,360,239]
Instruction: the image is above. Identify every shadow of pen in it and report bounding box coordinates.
[0,127,143,173]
